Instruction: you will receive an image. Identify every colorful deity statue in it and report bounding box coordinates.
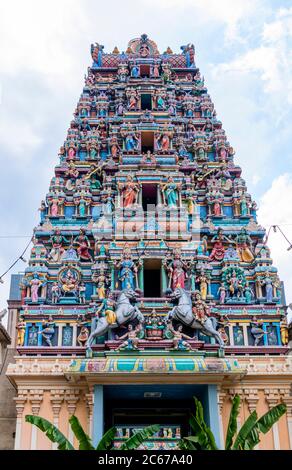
[250,317,267,346]
[235,228,254,262]
[160,176,180,208]
[243,282,254,303]
[78,282,86,304]
[156,127,173,152]
[60,268,79,296]
[39,316,55,347]
[96,294,117,325]
[209,228,232,262]
[51,282,60,304]
[30,273,43,303]
[16,316,26,347]
[116,324,142,351]
[119,175,140,208]
[131,64,140,78]
[163,248,188,290]
[74,228,93,262]
[280,316,289,345]
[224,268,245,299]
[167,323,193,351]
[261,275,275,303]
[196,270,209,300]
[191,291,210,324]
[217,283,227,304]
[77,315,90,347]
[115,246,141,290]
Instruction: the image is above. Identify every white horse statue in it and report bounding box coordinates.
[86,289,144,348]
[166,287,225,348]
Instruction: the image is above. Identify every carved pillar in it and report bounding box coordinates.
[217,386,227,448]
[265,389,281,450]
[29,390,44,450]
[72,324,78,347]
[50,390,65,450]
[14,390,28,450]
[65,389,80,445]
[279,388,292,450]
[228,324,234,346]
[85,390,94,437]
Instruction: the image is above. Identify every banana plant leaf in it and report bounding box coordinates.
[243,404,287,450]
[25,415,74,450]
[225,394,240,450]
[69,416,94,450]
[119,424,160,450]
[96,427,117,450]
[232,412,258,450]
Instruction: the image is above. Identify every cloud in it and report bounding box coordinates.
[257,173,292,310]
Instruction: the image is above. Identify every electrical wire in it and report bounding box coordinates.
[0,237,33,283]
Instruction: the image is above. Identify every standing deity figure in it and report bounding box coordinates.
[119,175,140,208]
[152,63,160,78]
[51,282,60,304]
[94,269,110,300]
[39,316,55,347]
[156,128,172,152]
[167,323,193,351]
[191,291,210,324]
[235,228,254,263]
[108,135,121,158]
[48,230,69,262]
[78,282,86,304]
[217,283,227,304]
[239,193,249,216]
[16,316,26,347]
[196,270,209,300]
[74,228,93,262]
[121,125,139,152]
[160,176,180,208]
[226,270,244,299]
[243,282,254,303]
[126,89,139,110]
[163,248,188,290]
[115,245,141,290]
[250,317,267,346]
[261,275,274,303]
[131,63,140,78]
[38,200,47,223]
[209,228,232,262]
[116,324,142,351]
[280,316,289,345]
[30,273,43,303]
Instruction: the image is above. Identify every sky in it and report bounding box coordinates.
[0,0,292,320]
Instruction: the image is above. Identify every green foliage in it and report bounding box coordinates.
[69,415,94,450]
[225,394,241,450]
[178,397,218,450]
[96,427,117,450]
[25,415,74,450]
[178,395,286,451]
[119,424,160,450]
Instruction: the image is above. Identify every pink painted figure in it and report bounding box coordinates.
[30,274,42,302]
[213,200,221,216]
[67,147,76,160]
[50,198,59,217]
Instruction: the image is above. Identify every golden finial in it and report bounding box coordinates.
[112,46,120,54]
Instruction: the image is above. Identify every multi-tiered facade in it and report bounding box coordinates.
[6,36,292,450]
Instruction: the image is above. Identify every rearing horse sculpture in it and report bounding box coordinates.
[86,289,144,348]
[166,287,225,348]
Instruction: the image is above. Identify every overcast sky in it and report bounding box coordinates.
[0,0,292,318]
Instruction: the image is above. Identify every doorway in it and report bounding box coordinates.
[141,94,152,110]
[142,184,157,212]
[141,131,154,153]
[143,258,161,297]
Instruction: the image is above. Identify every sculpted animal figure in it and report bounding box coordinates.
[165,287,225,348]
[86,289,144,348]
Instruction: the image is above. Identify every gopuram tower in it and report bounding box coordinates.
[5,35,292,450]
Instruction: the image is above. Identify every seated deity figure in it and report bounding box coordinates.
[167,323,193,351]
[115,324,142,351]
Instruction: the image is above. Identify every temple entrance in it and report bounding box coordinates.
[142,184,157,212]
[141,131,154,153]
[143,258,161,297]
[103,384,210,450]
[140,65,151,78]
[141,93,152,110]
